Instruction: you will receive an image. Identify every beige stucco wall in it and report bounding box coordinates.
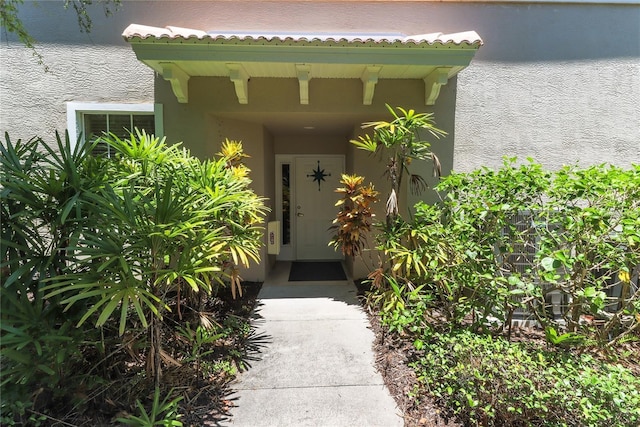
[134,0,638,173]
[454,60,640,171]
[275,135,348,156]
[0,44,154,142]
[4,0,638,166]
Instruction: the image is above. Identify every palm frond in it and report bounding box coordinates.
[410,174,429,195]
[432,152,443,178]
[350,134,379,153]
[386,189,398,217]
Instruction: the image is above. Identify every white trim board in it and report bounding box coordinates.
[66,102,163,148]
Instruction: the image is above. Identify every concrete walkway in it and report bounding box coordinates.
[224,262,402,427]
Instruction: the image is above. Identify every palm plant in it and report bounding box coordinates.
[1,132,105,414]
[1,131,103,296]
[42,131,267,386]
[350,104,446,225]
[2,129,267,422]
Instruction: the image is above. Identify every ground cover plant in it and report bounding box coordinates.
[338,108,640,426]
[411,328,640,426]
[1,130,267,425]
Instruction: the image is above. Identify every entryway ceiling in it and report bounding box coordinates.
[213,110,382,136]
[123,25,482,112]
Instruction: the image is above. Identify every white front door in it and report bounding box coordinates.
[294,155,344,260]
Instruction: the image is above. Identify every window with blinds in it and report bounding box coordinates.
[82,113,155,157]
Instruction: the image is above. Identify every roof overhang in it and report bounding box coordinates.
[123,25,482,106]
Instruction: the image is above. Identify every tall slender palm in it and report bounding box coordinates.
[351,105,446,225]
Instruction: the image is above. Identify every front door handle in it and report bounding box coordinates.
[297,212,304,217]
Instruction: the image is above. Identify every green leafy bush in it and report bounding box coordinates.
[385,159,640,344]
[411,329,640,426]
[370,276,431,337]
[533,164,640,342]
[380,159,550,330]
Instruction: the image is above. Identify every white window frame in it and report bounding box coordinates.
[66,102,163,149]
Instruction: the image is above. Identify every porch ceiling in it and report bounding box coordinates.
[123,25,482,107]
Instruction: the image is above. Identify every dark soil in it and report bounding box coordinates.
[368,312,463,427]
[218,281,263,315]
[119,281,265,427]
[180,281,264,426]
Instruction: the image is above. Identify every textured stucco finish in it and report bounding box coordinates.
[454,59,640,171]
[1,44,154,142]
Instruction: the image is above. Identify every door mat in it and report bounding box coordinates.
[288,261,347,282]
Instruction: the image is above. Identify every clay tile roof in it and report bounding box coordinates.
[123,24,483,46]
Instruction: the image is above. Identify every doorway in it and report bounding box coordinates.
[276,155,345,261]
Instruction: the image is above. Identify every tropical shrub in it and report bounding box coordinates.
[533,164,640,343]
[329,174,379,260]
[350,104,446,226]
[41,133,266,384]
[383,159,550,330]
[338,106,446,297]
[1,132,105,423]
[1,130,267,422]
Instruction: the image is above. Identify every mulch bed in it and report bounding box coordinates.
[368,312,462,427]
[355,280,462,427]
[25,282,266,427]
